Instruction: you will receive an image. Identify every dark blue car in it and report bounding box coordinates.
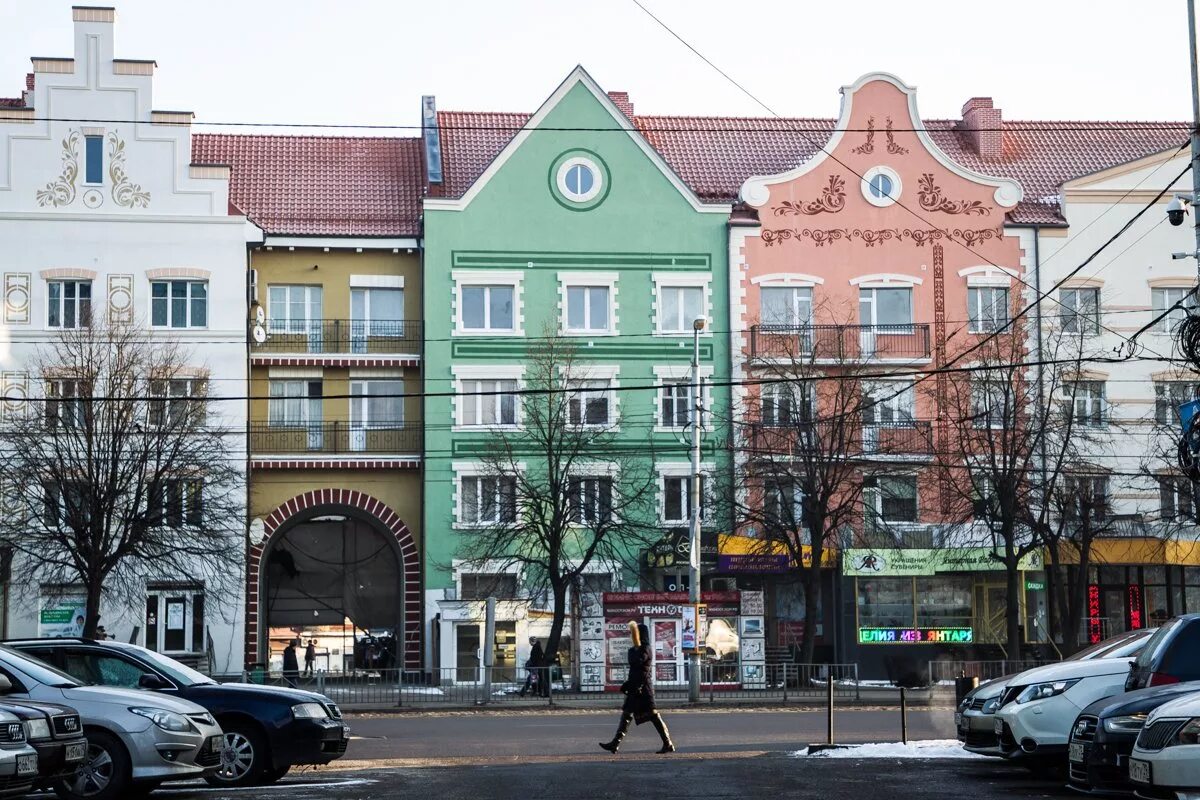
[1067,681,1200,794]
[7,639,349,788]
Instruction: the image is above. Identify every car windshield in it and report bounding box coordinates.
[0,645,81,689]
[121,645,215,687]
[1070,629,1150,660]
[1134,619,1182,669]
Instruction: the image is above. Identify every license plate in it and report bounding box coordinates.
[1069,742,1086,763]
[207,735,223,752]
[1129,758,1152,784]
[64,741,86,762]
[994,719,1004,735]
[15,753,36,776]
[341,725,351,739]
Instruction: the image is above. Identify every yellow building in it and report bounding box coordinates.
[195,134,425,673]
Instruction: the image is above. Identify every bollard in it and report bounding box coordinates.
[547,667,554,707]
[826,669,834,745]
[900,686,908,744]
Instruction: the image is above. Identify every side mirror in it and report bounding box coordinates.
[0,675,12,693]
[138,673,169,690]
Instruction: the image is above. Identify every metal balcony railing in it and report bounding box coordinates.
[253,320,421,355]
[250,421,420,456]
[745,421,933,457]
[749,324,931,361]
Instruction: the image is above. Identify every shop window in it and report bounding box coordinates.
[856,577,916,629]
[915,576,972,629]
[145,590,204,654]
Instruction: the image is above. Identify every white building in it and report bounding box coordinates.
[0,7,254,672]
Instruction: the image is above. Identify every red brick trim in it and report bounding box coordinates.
[249,355,420,368]
[246,489,421,670]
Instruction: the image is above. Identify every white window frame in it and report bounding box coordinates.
[863,474,920,525]
[148,377,207,428]
[567,467,618,527]
[1067,380,1106,428]
[760,382,815,427]
[559,272,618,336]
[967,285,1009,333]
[1061,287,1100,335]
[657,462,712,525]
[267,285,323,333]
[759,285,814,328]
[267,379,322,427]
[556,157,603,203]
[147,478,204,529]
[862,381,916,426]
[349,379,405,428]
[151,280,209,329]
[861,166,902,207]
[45,378,87,428]
[1153,286,1197,333]
[46,279,92,329]
[652,272,711,335]
[452,365,524,431]
[858,285,914,329]
[351,283,406,341]
[764,477,805,530]
[653,364,713,432]
[453,270,523,336]
[970,378,1007,429]
[452,462,523,529]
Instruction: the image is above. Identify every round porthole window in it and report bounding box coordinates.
[556,156,603,203]
[861,166,902,207]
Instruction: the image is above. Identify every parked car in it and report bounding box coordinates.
[10,638,350,787]
[1067,681,1200,794]
[0,708,40,797]
[1128,690,1200,797]
[0,644,223,800]
[1125,614,1200,691]
[0,694,87,788]
[959,630,1157,757]
[993,628,1157,765]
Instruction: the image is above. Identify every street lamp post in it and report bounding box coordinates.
[688,317,705,703]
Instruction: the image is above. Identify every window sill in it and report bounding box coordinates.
[452,424,523,433]
[453,328,524,337]
[562,328,617,337]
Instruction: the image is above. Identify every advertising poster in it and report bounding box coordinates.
[653,621,678,682]
[740,590,765,616]
[605,622,632,684]
[38,595,86,638]
[681,606,697,651]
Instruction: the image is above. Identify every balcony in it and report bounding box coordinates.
[748,324,931,361]
[252,320,421,359]
[746,421,932,458]
[249,421,421,457]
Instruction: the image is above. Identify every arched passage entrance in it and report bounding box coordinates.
[247,490,420,670]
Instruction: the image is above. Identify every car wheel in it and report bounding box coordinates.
[54,730,132,800]
[204,723,268,787]
[261,765,290,784]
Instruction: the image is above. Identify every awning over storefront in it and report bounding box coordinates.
[842,547,1043,576]
[716,533,836,573]
[1050,538,1200,566]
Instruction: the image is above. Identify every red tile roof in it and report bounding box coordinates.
[436,110,1189,224]
[191,133,423,236]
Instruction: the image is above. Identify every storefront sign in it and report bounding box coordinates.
[38,595,87,638]
[844,548,1042,576]
[1026,581,1045,591]
[717,553,790,573]
[858,627,974,644]
[602,592,739,618]
[645,530,718,570]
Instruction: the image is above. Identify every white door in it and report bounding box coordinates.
[650,619,684,686]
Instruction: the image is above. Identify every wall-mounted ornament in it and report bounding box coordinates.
[107,274,133,323]
[774,175,846,216]
[1,373,28,418]
[35,131,81,207]
[106,132,150,209]
[3,274,30,324]
[851,117,876,154]
[760,226,1003,249]
[885,117,909,155]
[83,188,104,209]
[917,173,990,215]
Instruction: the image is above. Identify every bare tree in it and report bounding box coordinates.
[730,311,925,663]
[0,320,243,639]
[455,333,659,671]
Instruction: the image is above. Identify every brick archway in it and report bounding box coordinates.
[247,489,421,670]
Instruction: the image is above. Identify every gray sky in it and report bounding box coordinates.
[0,0,1194,131]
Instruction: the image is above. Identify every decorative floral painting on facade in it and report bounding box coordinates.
[106,132,150,208]
[760,226,1004,248]
[36,131,80,208]
[774,175,846,216]
[917,174,991,215]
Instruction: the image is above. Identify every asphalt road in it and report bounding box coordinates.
[127,757,1074,800]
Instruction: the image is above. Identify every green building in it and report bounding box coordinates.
[421,68,731,682]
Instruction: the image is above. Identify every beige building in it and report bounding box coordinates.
[193,134,426,673]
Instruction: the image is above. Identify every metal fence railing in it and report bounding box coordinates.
[215,663,865,707]
[927,659,1053,687]
[253,319,422,356]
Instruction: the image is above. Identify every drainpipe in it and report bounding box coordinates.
[417,213,427,680]
[1031,225,1049,645]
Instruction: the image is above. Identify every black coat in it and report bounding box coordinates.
[526,642,545,668]
[282,646,299,673]
[620,644,656,723]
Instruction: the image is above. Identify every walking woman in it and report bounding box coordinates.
[599,621,675,754]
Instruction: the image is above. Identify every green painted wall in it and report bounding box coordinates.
[423,78,730,594]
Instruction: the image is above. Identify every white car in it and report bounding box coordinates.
[993,630,1154,764]
[1128,690,1200,799]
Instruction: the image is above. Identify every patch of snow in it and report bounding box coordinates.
[401,687,446,696]
[797,740,989,759]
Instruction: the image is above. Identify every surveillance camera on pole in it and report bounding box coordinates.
[1168,195,1193,227]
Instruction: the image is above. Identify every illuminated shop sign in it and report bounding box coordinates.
[857,627,974,644]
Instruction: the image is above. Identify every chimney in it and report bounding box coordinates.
[959,97,1003,160]
[608,91,634,118]
[22,73,33,107]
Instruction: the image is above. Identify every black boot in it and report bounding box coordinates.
[651,713,675,754]
[600,713,632,753]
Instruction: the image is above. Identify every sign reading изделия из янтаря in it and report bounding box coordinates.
[842,548,1043,576]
